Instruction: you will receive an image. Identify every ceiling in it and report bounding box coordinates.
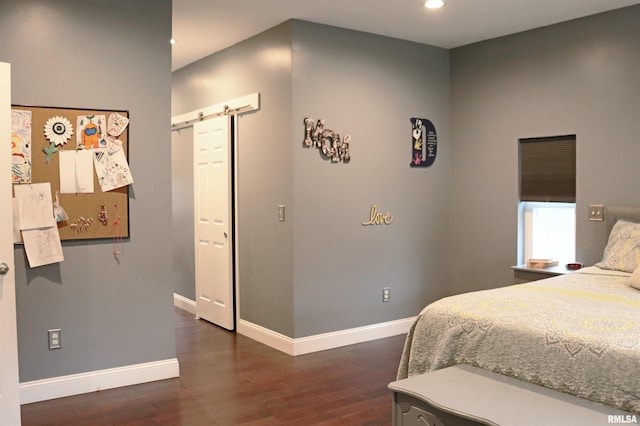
[172,0,640,71]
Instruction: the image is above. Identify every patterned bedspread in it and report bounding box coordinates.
[397,268,640,413]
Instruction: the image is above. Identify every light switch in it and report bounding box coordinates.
[589,205,604,222]
[278,205,285,222]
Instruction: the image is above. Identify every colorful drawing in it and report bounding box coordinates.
[11,109,32,183]
[76,114,106,150]
[93,148,133,192]
[107,112,129,137]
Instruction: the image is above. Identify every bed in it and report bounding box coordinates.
[397,208,640,415]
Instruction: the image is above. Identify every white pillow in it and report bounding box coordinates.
[629,266,640,290]
[596,219,640,273]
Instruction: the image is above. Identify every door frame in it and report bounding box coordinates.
[171,93,259,328]
[0,61,21,424]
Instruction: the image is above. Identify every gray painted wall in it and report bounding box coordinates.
[172,20,451,338]
[449,5,640,295]
[173,23,295,336]
[172,127,195,300]
[290,22,451,337]
[0,0,175,382]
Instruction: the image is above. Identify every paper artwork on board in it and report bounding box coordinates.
[13,182,56,230]
[44,116,73,146]
[105,135,123,154]
[93,148,133,192]
[107,112,129,137]
[22,227,64,268]
[76,115,106,150]
[11,109,32,184]
[14,182,64,267]
[13,198,22,244]
[59,150,95,193]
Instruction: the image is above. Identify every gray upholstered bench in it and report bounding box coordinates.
[388,365,636,426]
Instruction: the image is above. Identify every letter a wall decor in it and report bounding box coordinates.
[410,118,437,168]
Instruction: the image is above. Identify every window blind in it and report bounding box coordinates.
[519,135,576,203]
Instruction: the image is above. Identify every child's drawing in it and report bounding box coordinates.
[76,114,106,150]
[11,109,32,183]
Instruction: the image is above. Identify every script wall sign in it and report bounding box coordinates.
[362,204,393,226]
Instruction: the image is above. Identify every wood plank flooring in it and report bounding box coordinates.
[21,307,407,425]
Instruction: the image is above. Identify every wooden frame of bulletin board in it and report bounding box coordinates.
[12,105,130,241]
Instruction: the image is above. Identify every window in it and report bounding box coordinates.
[522,202,575,263]
[518,135,576,264]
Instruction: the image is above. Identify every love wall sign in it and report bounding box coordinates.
[362,204,393,226]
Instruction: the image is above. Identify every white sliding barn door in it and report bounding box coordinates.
[0,62,21,425]
[193,116,234,330]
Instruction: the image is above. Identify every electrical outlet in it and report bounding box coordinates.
[382,287,391,302]
[589,204,604,221]
[48,329,62,349]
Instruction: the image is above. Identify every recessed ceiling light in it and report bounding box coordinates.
[170,38,176,45]
[424,0,444,9]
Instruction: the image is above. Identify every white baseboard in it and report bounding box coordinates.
[172,292,413,355]
[238,316,415,356]
[20,358,180,405]
[173,292,196,314]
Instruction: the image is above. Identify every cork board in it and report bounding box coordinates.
[12,105,130,241]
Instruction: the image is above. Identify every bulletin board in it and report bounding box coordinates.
[12,105,130,241]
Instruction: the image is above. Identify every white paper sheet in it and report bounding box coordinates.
[13,182,56,230]
[59,150,95,193]
[12,198,22,243]
[59,150,76,193]
[93,148,133,192]
[22,227,64,267]
[75,150,94,193]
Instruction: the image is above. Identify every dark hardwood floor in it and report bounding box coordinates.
[21,307,407,425]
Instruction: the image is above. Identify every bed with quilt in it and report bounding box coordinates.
[397,213,640,414]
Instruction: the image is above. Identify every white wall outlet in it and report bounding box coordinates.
[48,329,62,349]
[589,205,604,222]
[382,287,391,302]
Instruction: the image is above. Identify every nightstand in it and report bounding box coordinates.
[511,264,575,283]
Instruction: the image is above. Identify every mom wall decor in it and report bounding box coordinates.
[303,117,351,163]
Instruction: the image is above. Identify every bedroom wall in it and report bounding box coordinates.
[449,5,640,295]
[0,0,175,381]
[172,23,296,336]
[290,21,450,337]
[171,126,195,301]
[171,20,451,338]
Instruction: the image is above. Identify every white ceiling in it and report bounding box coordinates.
[172,0,640,71]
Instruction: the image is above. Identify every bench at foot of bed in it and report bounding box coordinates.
[388,365,636,426]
